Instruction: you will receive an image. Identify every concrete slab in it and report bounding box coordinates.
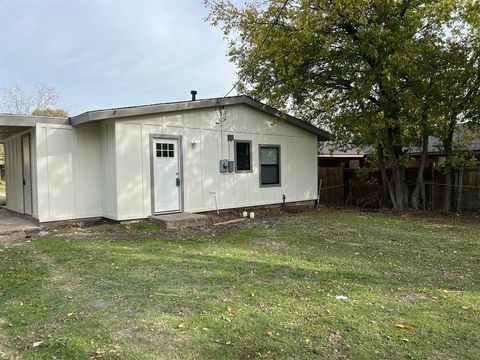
[150,213,208,230]
[0,209,41,235]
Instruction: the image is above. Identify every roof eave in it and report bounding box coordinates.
[0,114,70,127]
[69,95,330,140]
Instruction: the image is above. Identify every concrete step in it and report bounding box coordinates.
[150,213,208,230]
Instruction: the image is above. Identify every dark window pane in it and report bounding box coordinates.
[156,150,162,157]
[162,143,168,150]
[261,165,279,184]
[169,144,174,151]
[260,147,278,165]
[236,142,251,171]
[156,143,161,151]
[169,150,174,157]
[260,146,280,185]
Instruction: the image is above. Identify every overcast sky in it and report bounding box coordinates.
[0,0,238,115]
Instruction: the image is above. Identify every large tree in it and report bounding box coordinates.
[206,0,479,212]
[433,6,480,212]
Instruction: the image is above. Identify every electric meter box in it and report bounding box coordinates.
[219,159,229,173]
[219,160,235,173]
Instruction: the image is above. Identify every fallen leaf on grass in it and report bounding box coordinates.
[32,341,43,348]
[395,324,413,330]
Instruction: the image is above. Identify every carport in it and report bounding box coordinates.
[0,114,68,222]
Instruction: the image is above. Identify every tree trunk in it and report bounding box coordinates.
[411,134,429,210]
[442,128,454,213]
[456,168,464,214]
[477,163,480,215]
[385,125,407,213]
[377,145,398,211]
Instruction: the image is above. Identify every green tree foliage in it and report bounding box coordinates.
[206,0,480,212]
[31,108,69,117]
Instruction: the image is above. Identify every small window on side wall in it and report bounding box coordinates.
[235,141,251,172]
[259,145,280,186]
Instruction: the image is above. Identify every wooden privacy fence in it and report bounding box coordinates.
[318,168,382,208]
[318,166,480,213]
[317,167,344,205]
[421,167,480,212]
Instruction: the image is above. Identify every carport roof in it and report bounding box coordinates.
[0,114,69,141]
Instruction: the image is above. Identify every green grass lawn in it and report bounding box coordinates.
[0,209,479,359]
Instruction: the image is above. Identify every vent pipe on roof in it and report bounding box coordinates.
[190,90,197,101]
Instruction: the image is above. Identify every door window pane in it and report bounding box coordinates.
[156,143,175,158]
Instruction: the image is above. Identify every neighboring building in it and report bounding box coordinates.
[1,95,329,223]
[318,127,480,170]
[318,143,368,169]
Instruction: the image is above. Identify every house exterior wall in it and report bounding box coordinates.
[4,128,37,217]
[7,104,317,222]
[35,122,116,222]
[114,104,318,220]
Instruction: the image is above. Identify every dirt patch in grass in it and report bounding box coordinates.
[0,232,34,247]
[35,206,314,243]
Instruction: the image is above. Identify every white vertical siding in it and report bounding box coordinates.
[35,123,109,222]
[45,127,76,219]
[114,104,318,220]
[100,122,117,219]
[75,126,102,217]
[115,123,144,219]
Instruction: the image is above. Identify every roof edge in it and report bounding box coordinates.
[0,114,70,127]
[70,95,330,140]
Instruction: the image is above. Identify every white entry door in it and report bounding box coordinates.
[22,134,32,215]
[153,138,181,213]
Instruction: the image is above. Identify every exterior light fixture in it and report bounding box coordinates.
[191,139,200,147]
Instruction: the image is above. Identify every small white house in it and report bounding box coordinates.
[1,95,329,223]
